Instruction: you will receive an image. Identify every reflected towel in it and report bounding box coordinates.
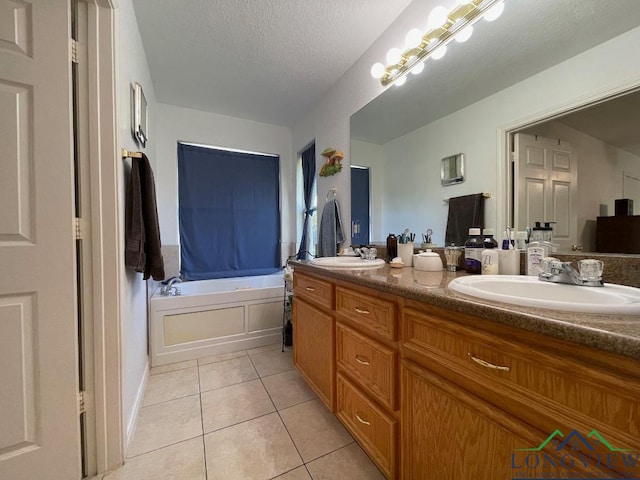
[445,193,485,247]
[318,198,344,257]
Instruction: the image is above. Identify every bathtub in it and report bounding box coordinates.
[149,273,285,366]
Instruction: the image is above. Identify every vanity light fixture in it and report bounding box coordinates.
[371,0,506,87]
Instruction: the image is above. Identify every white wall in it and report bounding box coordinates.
[154,103,295,261]
[116,0,157,450]
[292,1,431,245]
[295,7,640,249]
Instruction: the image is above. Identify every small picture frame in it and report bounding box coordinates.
[133,82,148,147]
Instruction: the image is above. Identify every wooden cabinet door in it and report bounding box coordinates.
[401,360,605,480]
[293,297,335,411]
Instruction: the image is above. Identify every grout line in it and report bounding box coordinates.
[197,351,248,367]
[139,391,201,409]
[149,363,197,376]
[203,410,277,436]
[248,352,308,470]
[124,434,204,460]
[197,362,209,480]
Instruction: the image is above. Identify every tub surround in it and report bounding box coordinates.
[293,261,640,360]
[149,274,284,366]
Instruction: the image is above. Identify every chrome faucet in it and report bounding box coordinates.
[538,260,603,287]
[354,247,377,260]
[161,276,182,296]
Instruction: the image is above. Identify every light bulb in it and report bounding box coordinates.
[484,1,504,21]
[405,28,423,49]
[386,47,402,65]
[454,25,473,43]
[394,75,407,87]
[410,62,425,75]
[431,45,447,60]
[370,63,386,79]
[427,5,448,30]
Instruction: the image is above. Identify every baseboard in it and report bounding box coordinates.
[125,361,149,454]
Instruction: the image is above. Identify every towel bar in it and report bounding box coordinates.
[443,193,490,203]
[121,148,142,159]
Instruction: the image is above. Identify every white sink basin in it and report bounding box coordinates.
[448,275,640,314]
[310,256,385,269]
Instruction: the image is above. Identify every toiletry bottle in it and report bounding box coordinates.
[531,221,554,243]
[386,234,397,263]
[481,242,499,275]
[482,228,499,249]
[464,228,483,274]
[526,241,548,275]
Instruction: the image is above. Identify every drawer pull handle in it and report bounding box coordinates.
[355,355,370,366]
[355,307,370,315]
[305,287,315,292]
[469,354,510,372]
[355,412,371,426]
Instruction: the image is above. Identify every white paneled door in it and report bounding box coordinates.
[0,0,82,479]
[514,133,578,252]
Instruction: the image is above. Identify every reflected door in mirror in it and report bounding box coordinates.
[514,133,577,251]
[351,166,370,246]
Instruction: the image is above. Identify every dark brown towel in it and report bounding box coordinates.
[445,193,485,247]
[125,153,165,281]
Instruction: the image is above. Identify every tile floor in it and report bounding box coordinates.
[102,343,385,480]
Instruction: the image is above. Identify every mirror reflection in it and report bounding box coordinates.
[350,0,640,253]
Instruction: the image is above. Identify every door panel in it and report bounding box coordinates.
[515,133,577,251]
[0,1,81,478]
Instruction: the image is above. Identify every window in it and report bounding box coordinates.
[178,143,281,280]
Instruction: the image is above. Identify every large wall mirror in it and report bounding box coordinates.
[350,0,640,254]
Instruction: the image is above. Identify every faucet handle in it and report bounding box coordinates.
[540,257,561,274]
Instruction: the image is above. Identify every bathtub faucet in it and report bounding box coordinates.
[161,276,182,296]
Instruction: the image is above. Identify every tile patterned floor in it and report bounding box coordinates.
[102,343,385,480]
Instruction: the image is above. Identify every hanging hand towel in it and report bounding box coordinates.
[445,193,485,247]
[125,153,165,280]
[318,198,344,257]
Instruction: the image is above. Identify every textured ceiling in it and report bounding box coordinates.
[351,0,640,144]
[132,0,413,127]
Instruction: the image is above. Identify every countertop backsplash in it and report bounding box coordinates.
[365,244,640,288]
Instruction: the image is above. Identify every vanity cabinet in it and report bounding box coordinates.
[335,282,400,479]
[401,300,640,479]
[293,265,640,480]
[292,271,336,411]
[402,359,550,479]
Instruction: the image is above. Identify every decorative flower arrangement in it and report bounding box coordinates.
[319,147,343,177]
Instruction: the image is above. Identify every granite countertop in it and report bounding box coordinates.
[292,261,640,361]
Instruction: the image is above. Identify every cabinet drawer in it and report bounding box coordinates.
[337,322,397,411]
[336,287,397,340]
[293,272,333,310]
[402,305,640,451]
[337,373,397,479]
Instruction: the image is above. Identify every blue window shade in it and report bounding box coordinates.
[178,143,281,280]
